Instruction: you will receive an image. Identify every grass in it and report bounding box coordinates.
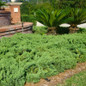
[57,70,86,86]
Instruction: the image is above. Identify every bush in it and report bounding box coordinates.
[20,2,53,26]
[0,1,5,9]
[33,26,47,34]
[78,28,86,33]
[33,26,70,34]
[20,1,34,15]
[34,2,53,11]
[0,33,86,85]
[21,14,36,25]
[20,2,36,25]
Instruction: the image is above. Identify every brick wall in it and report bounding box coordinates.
[9,5,21,24]
[0,11,11,27]
[0,22,33,37]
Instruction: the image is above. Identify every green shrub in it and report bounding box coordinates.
[20,1,53,26]
[33,26,72,34]
[20,1,34,15]
[0,1,5,9]
[21,14,36,25]
[0,33,86,85]
[78,28,86,33]
[33,26,47,34]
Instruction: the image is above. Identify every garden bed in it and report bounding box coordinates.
[25,62,86,86]
[0,33,86,86]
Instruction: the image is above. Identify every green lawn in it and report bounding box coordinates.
[57,70,86,86]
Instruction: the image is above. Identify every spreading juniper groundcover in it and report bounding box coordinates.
[0,33,86,86]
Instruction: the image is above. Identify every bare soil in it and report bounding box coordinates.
[25,62,86,86]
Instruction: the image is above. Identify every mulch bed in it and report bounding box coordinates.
[25,62,86,86]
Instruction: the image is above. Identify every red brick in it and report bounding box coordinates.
[9,5,21,24]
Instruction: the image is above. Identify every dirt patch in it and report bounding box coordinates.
[25,62,86,86]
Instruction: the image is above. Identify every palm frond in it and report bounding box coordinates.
[66,8,86,24]
[36,9,68,27]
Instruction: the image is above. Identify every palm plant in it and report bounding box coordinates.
[66,8,86,33]
[36,9,68,34]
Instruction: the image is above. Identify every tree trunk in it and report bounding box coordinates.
[47,27,57,35]
[69,24,79,33]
